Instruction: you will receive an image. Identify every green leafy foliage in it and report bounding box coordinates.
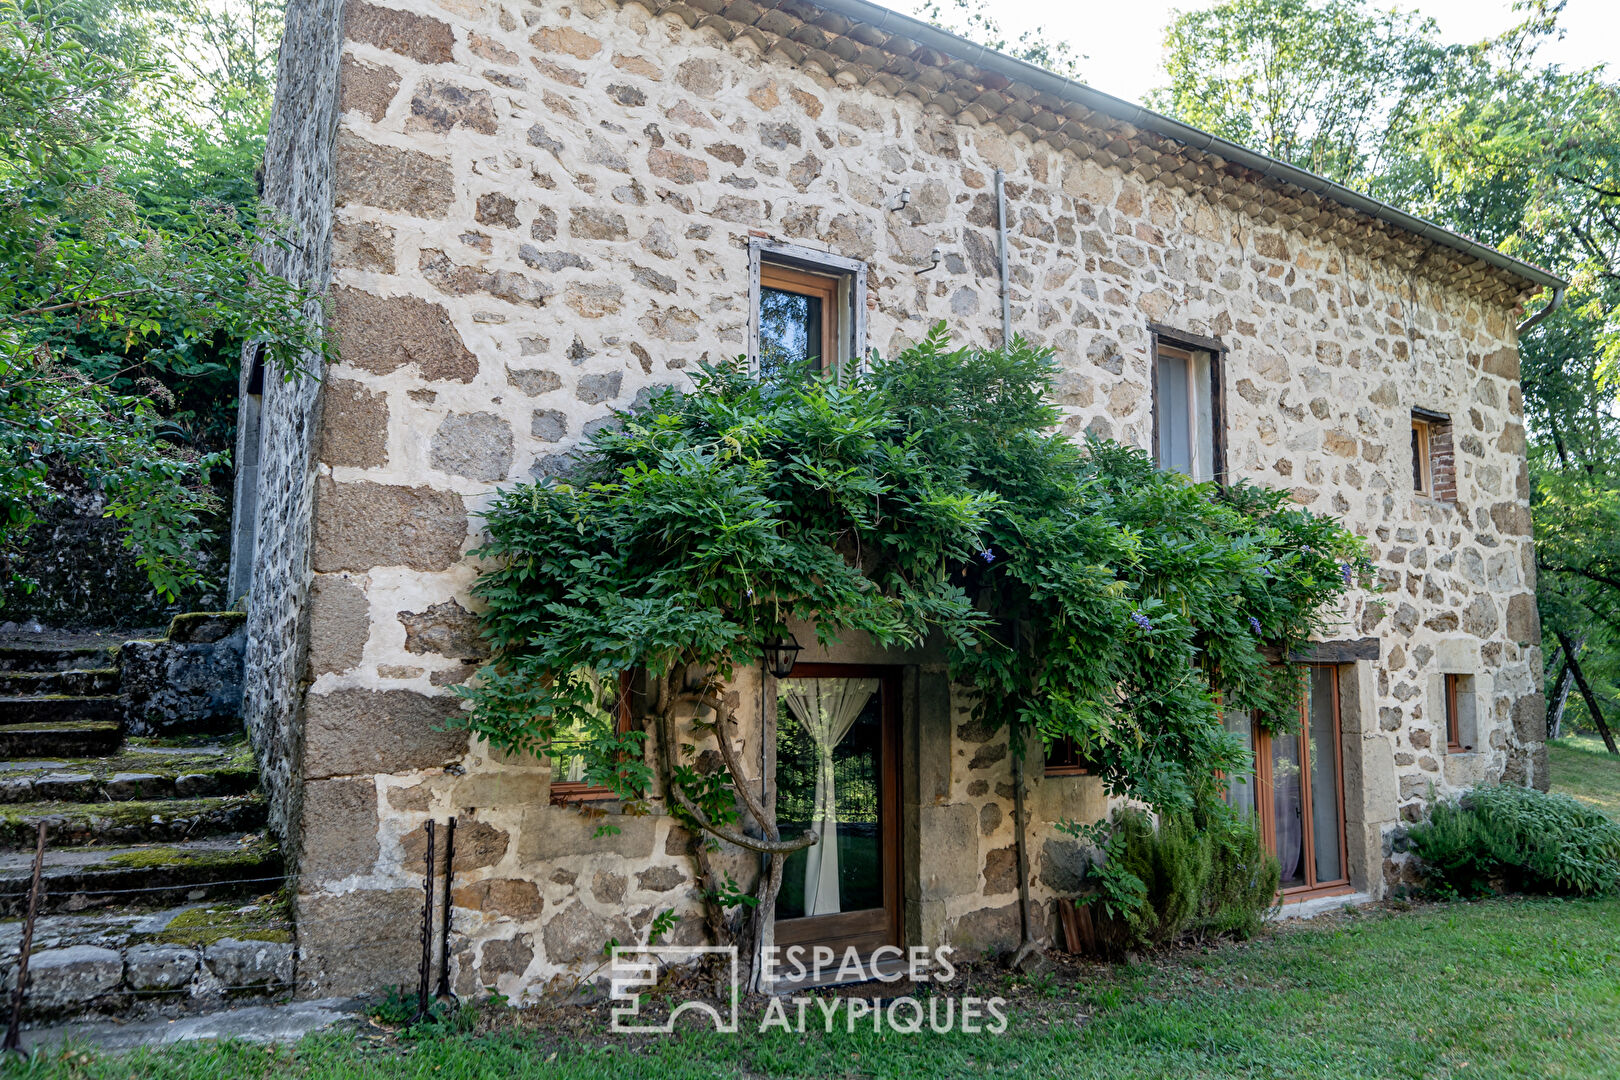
[461,328,1368,818]
[1071,805,1280,953]
[0,0,328,604]
[1152,0,1620,747]
[1151,0,1447,187]
[1408,783,1620,897]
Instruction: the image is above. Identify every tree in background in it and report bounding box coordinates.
[1150,0,1449,188]
[0,0,324,607]
[1151,0,1620,750]
[916,0,1084,79]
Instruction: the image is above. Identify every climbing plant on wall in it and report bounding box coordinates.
[457,325,1372,969]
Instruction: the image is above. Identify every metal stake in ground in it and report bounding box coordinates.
[436,816,456,1002]
[3,823,48,1056]
[415,818,436,1022]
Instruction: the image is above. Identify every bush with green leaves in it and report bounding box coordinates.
[1070,805,1279,953]
[1408,784,1620,898]
[0,1,330,604]
[461,326,1367,967]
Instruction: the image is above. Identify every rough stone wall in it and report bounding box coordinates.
[287,0,1544,995]
[240,0,347,844]
[5,467,211,632]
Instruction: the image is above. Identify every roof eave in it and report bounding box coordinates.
[804,0,1567,293]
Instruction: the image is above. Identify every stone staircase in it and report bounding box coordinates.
[0,622,291,1017]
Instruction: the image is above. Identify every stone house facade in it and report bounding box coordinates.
[238,0,1561,1000]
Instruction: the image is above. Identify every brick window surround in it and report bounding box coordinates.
[1412,408,1455,502]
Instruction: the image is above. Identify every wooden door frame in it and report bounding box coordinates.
[768,663,904,956]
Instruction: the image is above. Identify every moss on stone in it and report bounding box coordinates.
[98,838,278,871]
[150,900,292,945]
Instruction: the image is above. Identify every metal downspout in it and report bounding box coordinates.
[995,168,1012,351]
[1516,284,1566,336]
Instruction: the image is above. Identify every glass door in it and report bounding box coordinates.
[1227,666,1349,897]
[771,666,900,964]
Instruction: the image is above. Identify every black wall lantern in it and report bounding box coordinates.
[762,635,801,678]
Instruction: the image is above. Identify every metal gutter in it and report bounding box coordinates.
[802,0,1567,293]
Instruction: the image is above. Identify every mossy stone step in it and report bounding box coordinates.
[0,898,292,954]
[0,669,119,697]
[0,696,123,727]
[0,794,268,851]
[0,722,122,759]
[0,839,283,916]
[0,644,119,674]
[0,746,257,804]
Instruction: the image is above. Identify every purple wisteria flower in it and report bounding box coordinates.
[1131,612,1153,631]
[1341,563,1354,586]
[1249,616,1263,635]
[980,548,996,564]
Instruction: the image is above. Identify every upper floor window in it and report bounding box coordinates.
[1153,338,1221,482]
[749,239,866,379]
[1411,409,1455,501]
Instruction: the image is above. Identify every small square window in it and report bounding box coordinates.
[750,240,866,379]
[549,670,636,804]
[1412,410,1455,501]
[1043,734,1093,777]
[1153,340,1221,482]
[759,263,842,377]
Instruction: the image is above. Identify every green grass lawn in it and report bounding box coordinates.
[7,746,1616,1079]
[1548,734,1620,819]
[9,895,1619,1080]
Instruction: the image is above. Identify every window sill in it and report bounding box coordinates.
[1279,881,1354,904]
[549,787,620,806]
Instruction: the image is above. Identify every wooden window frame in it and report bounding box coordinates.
[759,262,840,374]
[1149,326,1227,484]
[1241,666,1352,901]
[549,671,635,805]
[747,237,867,376]
[1411,416,1433,496]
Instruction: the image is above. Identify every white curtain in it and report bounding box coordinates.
[779,678,878,916]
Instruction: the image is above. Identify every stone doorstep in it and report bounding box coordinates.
[0,669,119,697]
[0,839,285,917]
[0,696,124,726]
[1269,890,1376,921]
[0,755,257,805]
[0,644,120,675]
[0,723,122,760]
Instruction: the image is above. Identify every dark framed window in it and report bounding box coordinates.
[1151,330,1225,483]
[549,671,635,804]
[1222,666,1350,899]
[1043,734,1093,777]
